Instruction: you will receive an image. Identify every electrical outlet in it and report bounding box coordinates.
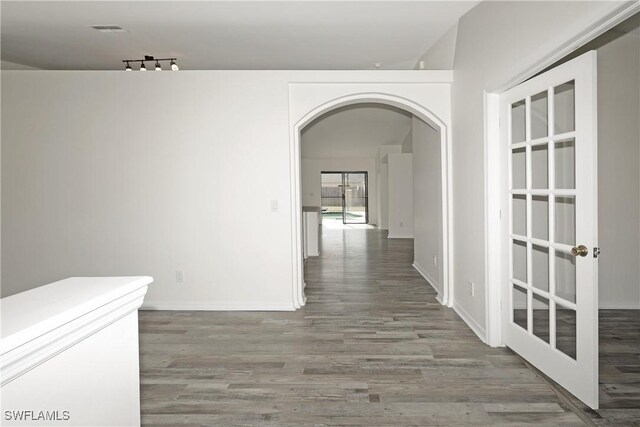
[433,256,437,267]
[270,200,279,212]
[176,271,184,283]
[400,221,404,227]
[469,280,475,297]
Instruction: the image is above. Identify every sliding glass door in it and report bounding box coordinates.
[320,172,344,221]
[343,172,368,224]
[320,172,368,224]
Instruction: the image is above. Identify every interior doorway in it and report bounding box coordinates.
[297,98,450,310]
[321,171,369,225]
[289,88,453,312]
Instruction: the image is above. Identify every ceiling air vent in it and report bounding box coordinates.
[89,25,128,33]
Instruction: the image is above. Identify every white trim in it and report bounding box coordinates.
[287,70,454,85]
[412,262,442,302]
[599,303,640,310]
[387,234,414,239]
[443,101,454,309]
[141,301,296,311]
[290,91,454,310]
[453,301,487,344]
[493,1,639,92]
[1,281,149,386]
[484,93,503,347]
[288,87,306,310]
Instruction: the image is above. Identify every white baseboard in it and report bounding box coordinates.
[599,303,640,310]
[387,234,414,239]
[412,262,442,301]
[141,301,296,311]
[452,301,487,344]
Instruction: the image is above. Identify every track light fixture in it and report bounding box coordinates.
[122,55,179,71]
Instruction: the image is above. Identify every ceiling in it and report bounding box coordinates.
[301,104,411,158]
[1,1,478,70]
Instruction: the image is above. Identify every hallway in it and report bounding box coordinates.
[139,229,587,425]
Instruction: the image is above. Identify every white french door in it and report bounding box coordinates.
[500,51,599,408]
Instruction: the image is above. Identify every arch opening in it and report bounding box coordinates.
[290,92,453,311]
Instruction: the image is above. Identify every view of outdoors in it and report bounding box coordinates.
[321,172,368,224]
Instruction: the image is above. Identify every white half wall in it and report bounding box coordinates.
[412,118,443,294]
[388,153,414,238]
[301,157,377,225]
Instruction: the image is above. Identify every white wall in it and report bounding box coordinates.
[416,23,459,70]
[411,117,443,294]
[400,128,412,153]
[300,104,411,159]
[376,145,401,230]
[388,153,413,238]
[420,1,628,332]
[378,164,389,230]
[597,26,640,308]
[1,72,296,307]
[301,157,377,225]
[1,70,452,308]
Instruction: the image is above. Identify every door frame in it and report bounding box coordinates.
[483,1,639,346]
[290,92,453,310]
[320,171,369,224]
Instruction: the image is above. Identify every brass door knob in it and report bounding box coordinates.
[571,245,589,257]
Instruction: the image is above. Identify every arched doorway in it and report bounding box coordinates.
[289,91,453,311]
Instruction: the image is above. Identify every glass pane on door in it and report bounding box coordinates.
[343,172,368,224]
[556,303,577,360]
[554,81,575,134]
[555,139,576,189]
[532,294,550,344]
[531,91,548,139]
[320,173,344,222]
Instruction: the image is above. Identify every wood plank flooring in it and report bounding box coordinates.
[554,309,640,426]
[139,228,637,426]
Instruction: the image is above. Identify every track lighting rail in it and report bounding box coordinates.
[123,55,179,71]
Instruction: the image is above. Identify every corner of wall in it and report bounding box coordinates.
[415,22,460,70]
[400,127,413,153]
[1,60,41,71]
[413,262,440,293]
[452,300,487,344]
